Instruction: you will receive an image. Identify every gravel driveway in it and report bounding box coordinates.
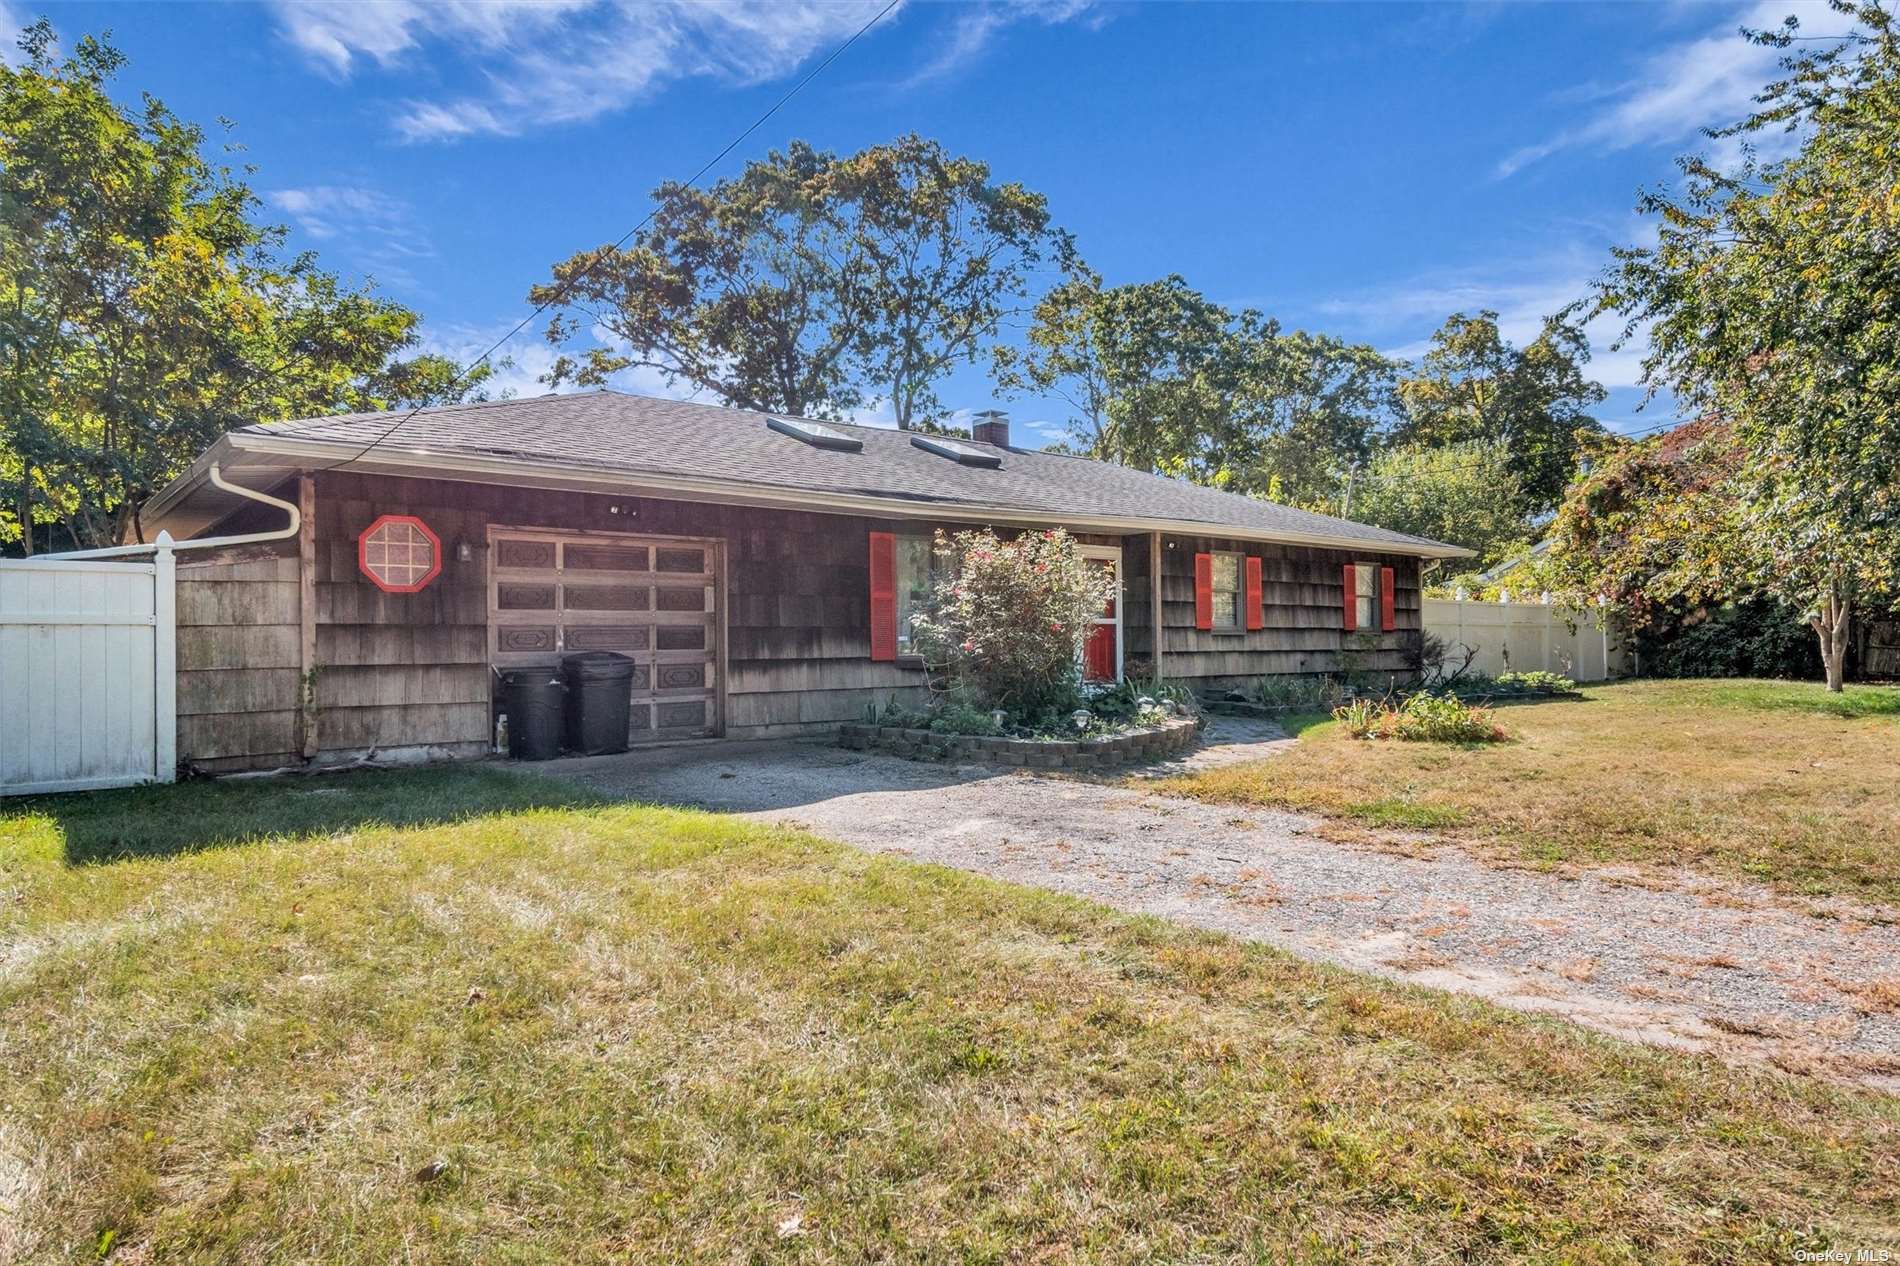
[537,722,1900,1089]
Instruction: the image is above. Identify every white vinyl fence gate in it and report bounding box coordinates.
[0,547,176,796]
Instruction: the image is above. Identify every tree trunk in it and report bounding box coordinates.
[1811,585,1851,693]
[16,465,31,557]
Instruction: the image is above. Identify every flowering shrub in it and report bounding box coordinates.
[1336,693,1507,743]
[911,528,1118,716]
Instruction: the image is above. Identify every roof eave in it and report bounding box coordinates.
[156,431,1472,560]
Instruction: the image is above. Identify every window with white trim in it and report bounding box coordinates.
[1209,551,1243,632]
[894,535,937,652]
[1354,561,1377,630]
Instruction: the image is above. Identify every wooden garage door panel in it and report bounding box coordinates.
[564,583,650,611]
[495,539,557,570]
[565,543,650,573]
[564,625,648,652]
[487,528,721,740]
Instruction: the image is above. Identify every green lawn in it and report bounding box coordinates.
[1,766,1896,1262]
[1158,679,1900,904]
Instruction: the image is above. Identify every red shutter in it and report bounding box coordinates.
[1341,563,1357,632]
[1380,566,1397,632]
[1245,556,1264,631]
[1193,553,1214,630]
[869,531,897,662]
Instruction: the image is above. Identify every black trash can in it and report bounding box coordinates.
[562,651,635,756]
[501,668,566,761]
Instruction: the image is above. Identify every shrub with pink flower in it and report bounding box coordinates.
[910,528,1117,716]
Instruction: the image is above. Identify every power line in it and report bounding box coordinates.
[319,0,901,474]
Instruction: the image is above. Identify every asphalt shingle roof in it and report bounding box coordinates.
[240,389,1462,555]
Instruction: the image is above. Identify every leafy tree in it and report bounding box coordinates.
[996,270,1232,471]
[0,24,476,553]
[1224,325,1401,509]
[992,263,1114,451]
[1544,421,1742,628]
[536,134,1056,430]
[1394,311,1606,516]
[1587,0,1900,690]
[1544,422,1824,680]
[1348,440,1529,566]
[827,134,1055,431]
[532,141,866,418]
[998,270,1397,503]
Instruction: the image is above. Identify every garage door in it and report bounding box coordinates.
[487,527,721,741]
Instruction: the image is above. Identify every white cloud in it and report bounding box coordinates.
[1497,0,1855,178]
[903,0,1100,86]
[1316,231,1655,393]
[0,1,32,67]
[270,0,898,142]
[272,0,1100,140]
[271,1,587,77]
[267,184,433,287]
[418,319,712,402]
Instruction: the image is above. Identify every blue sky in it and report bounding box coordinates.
[10,0,1844,445]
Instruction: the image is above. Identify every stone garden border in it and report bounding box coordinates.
[837,715,1203,770]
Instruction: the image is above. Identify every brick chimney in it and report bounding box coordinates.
[971,409,1010,448]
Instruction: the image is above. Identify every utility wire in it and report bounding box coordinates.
[318,0,901,474]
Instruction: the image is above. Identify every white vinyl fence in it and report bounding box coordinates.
[1423,593,1630,683]
[0,546,176,795]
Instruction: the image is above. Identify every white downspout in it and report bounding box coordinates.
[19,465,301,561]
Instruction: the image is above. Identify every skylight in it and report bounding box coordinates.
[910,434,1003,469]
[767,415,862,452]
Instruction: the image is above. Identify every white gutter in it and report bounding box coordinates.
[195,432,1472,560]
[28,465,300,560]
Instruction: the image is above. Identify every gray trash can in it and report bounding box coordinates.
[561,651,635,756]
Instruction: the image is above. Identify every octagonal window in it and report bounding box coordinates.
[358,514,442,593]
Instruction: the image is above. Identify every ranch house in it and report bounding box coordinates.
[137,391,1468,772]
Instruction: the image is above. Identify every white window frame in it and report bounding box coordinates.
[894,533,935,654]
[1209,549,1244,634]
[1079,543,1123,682]
[1355,561,1378,631]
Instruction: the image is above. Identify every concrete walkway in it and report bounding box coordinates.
[534,724,1900,1089]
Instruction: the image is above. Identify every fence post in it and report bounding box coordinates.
[153,533,177,784]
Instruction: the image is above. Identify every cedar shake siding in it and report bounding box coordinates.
[147,391,1463,771]
[1124,534,1421,687]
[175,473,1422,772]
[178,471,950,770]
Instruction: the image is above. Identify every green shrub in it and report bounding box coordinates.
[1244,674,1337,711]
[928,701,1002,737]
[863,695,930,729]
[1333,698,1383,738]
[1088,675,1197,723]
[1637,598,1820,680]
[1434,671,1576,701]
[1495,670,1577,693]
[1336,694,1507,743]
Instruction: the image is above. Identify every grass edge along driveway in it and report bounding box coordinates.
[1154,679,1900,907]
[2,765,1896,1262]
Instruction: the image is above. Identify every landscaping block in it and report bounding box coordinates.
[842,715,1200,771]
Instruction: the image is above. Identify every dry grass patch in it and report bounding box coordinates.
[1156,680,1900,904]
[1,766,1896,1262]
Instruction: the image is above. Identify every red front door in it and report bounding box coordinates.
[1082,555,1119,683]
